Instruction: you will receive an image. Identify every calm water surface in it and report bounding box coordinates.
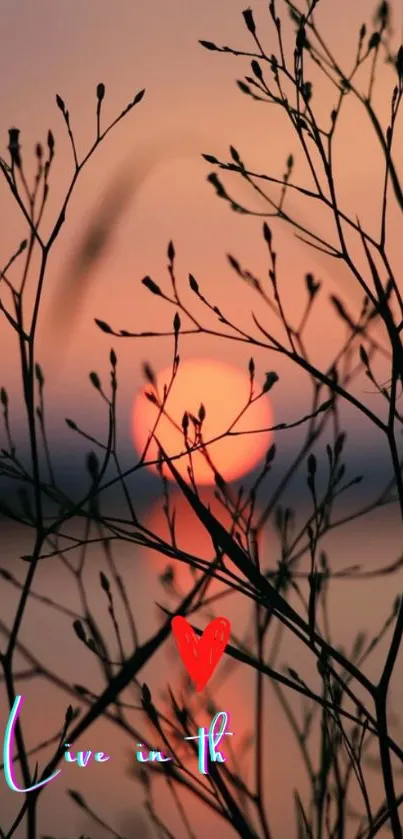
[0,493,401,838]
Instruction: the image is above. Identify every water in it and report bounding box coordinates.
[0,490,401,838]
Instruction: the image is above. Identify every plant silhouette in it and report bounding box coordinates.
[1,1,403,838]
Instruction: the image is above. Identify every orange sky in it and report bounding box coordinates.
[0,0,402,465]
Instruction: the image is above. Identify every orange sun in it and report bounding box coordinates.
[132,357,273,484]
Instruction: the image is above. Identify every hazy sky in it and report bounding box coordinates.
[1,0,402,475]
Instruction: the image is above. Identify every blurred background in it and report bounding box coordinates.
[0,0,403,836]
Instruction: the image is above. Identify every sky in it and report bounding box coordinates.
[1,0,402,488]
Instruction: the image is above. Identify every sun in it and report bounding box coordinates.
[131,357,273,485]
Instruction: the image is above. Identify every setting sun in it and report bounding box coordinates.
[132,357,273,484]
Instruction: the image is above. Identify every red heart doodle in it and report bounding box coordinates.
[171,616,231,692]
